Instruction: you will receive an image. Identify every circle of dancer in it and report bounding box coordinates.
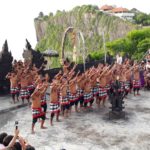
[6,53,150,133]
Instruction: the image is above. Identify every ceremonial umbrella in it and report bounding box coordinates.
[42,49,59,57]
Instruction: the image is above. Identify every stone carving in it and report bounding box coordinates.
[22,39,45,68]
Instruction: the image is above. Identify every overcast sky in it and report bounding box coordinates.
[0,0,149,60]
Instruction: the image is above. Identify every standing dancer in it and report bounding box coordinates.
[31,84,47,134]
[59,81,70,118]
[6,72,19,103]
[133,65,141,96]
[20,72,30,104]
[50,83,60,126]
[83,77,94,110]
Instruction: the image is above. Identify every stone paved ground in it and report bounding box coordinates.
[0,90,150,150]
[0,95,28,113]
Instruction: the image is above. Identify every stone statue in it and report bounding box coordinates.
[22,39,45,68]
[108,76,125,119]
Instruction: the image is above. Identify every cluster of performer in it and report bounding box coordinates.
[6,51,150,133]
[6,60,44,104]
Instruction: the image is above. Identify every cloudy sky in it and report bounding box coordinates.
[0,0,149,60]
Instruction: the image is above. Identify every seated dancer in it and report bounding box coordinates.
[50,83,60,126]
[6,71,19,103]
[133,65,141,96]
[31,84,47,134]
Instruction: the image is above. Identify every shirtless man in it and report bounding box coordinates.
[77,74,85,109]
[119,68,126,93]
[59,81,69,118]
[97,67,109,107]
[6,72,19,103]
[27,70,35,96]
[50,83,60,126]
[90,70,99,101]
[62,60,70,74]
[20,72,30,104]
[31,84,47,134]
[40,74,50,118]
[38,78,49,118]
[68,77,79,113]
[133,65,140,96]
[83,77,94,109]
[124,66,132,96]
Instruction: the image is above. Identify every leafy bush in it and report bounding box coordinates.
[106,28,150,60]
[89,50,105,61]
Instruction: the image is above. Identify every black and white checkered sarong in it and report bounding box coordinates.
[68,92,79,102]
[59,94,69,105]
[20,88,30,98]
[10,87,19,94]
[98,87,107,98]
[84,92,93,103]
[32,108,44,119]
[49,103,60,113]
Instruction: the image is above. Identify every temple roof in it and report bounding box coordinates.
[100,5,114,11]
[111,7,129,13]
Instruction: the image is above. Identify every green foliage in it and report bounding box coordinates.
[106,28,150,60]
[89,50,105,60]
[133,12,150,26]
[137,38,150,53]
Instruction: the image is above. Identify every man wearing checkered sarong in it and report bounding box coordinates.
[77,88,84,108]
[20,88,30,102]
[27,84,35,95]
[50,83,61,126]
[6,72,20,103]
[133,65,141,96]
[83,79,94,109]
[41,94,47,117]
[124,80,130,96]
[83,91,93,108]
[20,72,31,104]
[133,79,140,95]
[76,74,85,109]
[68,91,79,112]
[92,84,99,98]
[98,86,107,102]
[59,83,70,117]
[31,84,47,134]
[68,77,80,113]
